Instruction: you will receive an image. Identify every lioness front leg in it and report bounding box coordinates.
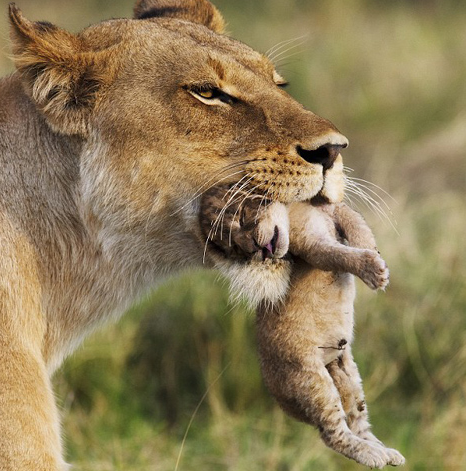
[0,236,66,470]
[0,344,66,470]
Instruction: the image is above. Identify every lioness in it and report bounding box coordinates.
[1,0,348,469]
[200,174,405,468]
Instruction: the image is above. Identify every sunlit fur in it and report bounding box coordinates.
[0,0,349,469]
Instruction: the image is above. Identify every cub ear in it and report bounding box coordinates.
[134,0,225,34]
[9,4,113,136]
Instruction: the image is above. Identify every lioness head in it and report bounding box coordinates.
[8,0,347,295]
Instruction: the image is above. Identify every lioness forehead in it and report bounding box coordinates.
[79,17,276,82]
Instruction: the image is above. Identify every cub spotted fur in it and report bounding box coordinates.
[200,183,405,468]
[0,0,348,468]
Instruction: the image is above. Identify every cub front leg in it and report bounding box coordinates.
[288,202,389,290]
[331,203,390,289]
[332,202,378,250]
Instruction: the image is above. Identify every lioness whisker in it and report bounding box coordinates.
[343,167,397,224]
[228,184,263,247]
[346,178,395,217]
[212,175,255,239]
[220,174,251,202]
[170,161,251,216]
[344,182,398,233]
[343,192,363,214]
[255,183,273,224]
[211,174,253,230]
[345,179,390,218]
[203,190,249,264]
[265,34,308,58]
[171,171,245,217]
[269,40,308,64]
[267,35,308,62]
[203,177,254,262]
[345,183,386,219]
[203,177,264,263]
[274,50,307,67]
[216,178,251,239]
[344,167,396,202]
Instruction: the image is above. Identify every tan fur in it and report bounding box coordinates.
[0,0,350,468]
[199,168,405,467]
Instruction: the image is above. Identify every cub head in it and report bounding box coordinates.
[8,0,348,296]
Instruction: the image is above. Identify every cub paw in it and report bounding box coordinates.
[386,447,406,467]
[358,434,406,467]
[329,433,404,469]
[358,250,389,291]
[351,440,400,469]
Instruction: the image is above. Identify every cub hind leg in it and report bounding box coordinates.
[326,349,405,466]
[257,322,398,470]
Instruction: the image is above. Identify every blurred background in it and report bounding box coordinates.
[1,0,465,469]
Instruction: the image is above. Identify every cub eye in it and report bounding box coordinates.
[186,85,237,105]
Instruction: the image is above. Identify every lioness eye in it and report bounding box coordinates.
[198,89,215,99]
[197,87,235,104]
[186,85,236,105]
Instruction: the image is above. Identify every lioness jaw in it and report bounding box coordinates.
[0,0,348,469]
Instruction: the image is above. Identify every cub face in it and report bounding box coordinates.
[198,155,346,305]
[9,0,347,282]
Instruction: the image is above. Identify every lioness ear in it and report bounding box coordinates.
[9,4,112,136]
[134,0,225,34]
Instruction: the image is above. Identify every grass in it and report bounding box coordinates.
[1,0,466,469]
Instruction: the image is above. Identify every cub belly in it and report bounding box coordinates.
[257,260,356,369]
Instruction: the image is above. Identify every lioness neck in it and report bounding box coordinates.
[0,75,202,371]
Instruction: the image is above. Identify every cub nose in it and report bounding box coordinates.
[296,134,348,170]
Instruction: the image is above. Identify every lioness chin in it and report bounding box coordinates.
[0,0,348,469]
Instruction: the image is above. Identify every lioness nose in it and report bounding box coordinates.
[296,134,348,170]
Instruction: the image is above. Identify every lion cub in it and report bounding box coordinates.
[200,184,405,469]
